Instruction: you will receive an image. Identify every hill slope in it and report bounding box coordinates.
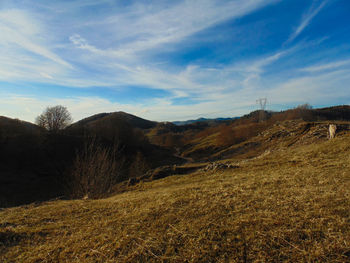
[0,113,181,207]
[68,111,157,131]
[1,121,350,262]
[1,106,350,207]
[0,116,44,136]
[178,105,350,162]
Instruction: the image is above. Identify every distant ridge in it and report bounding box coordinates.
[172,117,239,126]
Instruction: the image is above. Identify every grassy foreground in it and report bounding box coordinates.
[1,132,350,262]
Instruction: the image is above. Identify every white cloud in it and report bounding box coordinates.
[301,59,350,72]
[96,0,279,55]
[0,9,72,68]
[39,72,54,79]
[1,1,282,95]
[69,34,103,55]
[0,51,60,82]
[0,0,347,123]
[286,0,329,44]
[0,85,265,123]
[267,69,350,105]
[66,0,280,62]
[2,63,349,124]
[245,51,286,73]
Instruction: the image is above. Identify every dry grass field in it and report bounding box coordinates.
[1,121,350,262]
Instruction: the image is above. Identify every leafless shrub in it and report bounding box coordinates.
[68,137,124,199]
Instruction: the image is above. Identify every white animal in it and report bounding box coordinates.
[329,124,337,139]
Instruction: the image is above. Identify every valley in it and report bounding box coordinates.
[1,105,350,262]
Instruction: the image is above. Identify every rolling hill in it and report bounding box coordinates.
[1,106,350,207]
[67,111,157,131]
[0,113,180,207]
[1,116,350,262]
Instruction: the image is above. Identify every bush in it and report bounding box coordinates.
[67,137,124,199]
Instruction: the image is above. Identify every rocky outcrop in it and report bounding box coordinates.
[201,162,239,172]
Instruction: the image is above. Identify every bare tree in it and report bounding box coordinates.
[35,105,72,132]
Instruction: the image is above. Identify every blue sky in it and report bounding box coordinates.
[0,0,349,122]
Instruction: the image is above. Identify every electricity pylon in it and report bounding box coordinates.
[256,98,267,122]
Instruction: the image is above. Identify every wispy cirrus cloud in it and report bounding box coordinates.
[0,0,349,122]
[70,0,279,56]
[69,34,101,54]
[0,9,72,68]
[286,0,329,44]
[131,0,277,53]
[267,68,350,106]
[1,1,280,90]
[301,59,350,72]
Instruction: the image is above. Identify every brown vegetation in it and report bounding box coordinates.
[0,112,177,207]
[2,105,350,206]
[128,151,150,178]
[217,122,268,147]
[67,138,125,199]
[1,106,350,261]
[1,130,350,262]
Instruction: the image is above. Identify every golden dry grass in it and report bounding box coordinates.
[1,127,350,262]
